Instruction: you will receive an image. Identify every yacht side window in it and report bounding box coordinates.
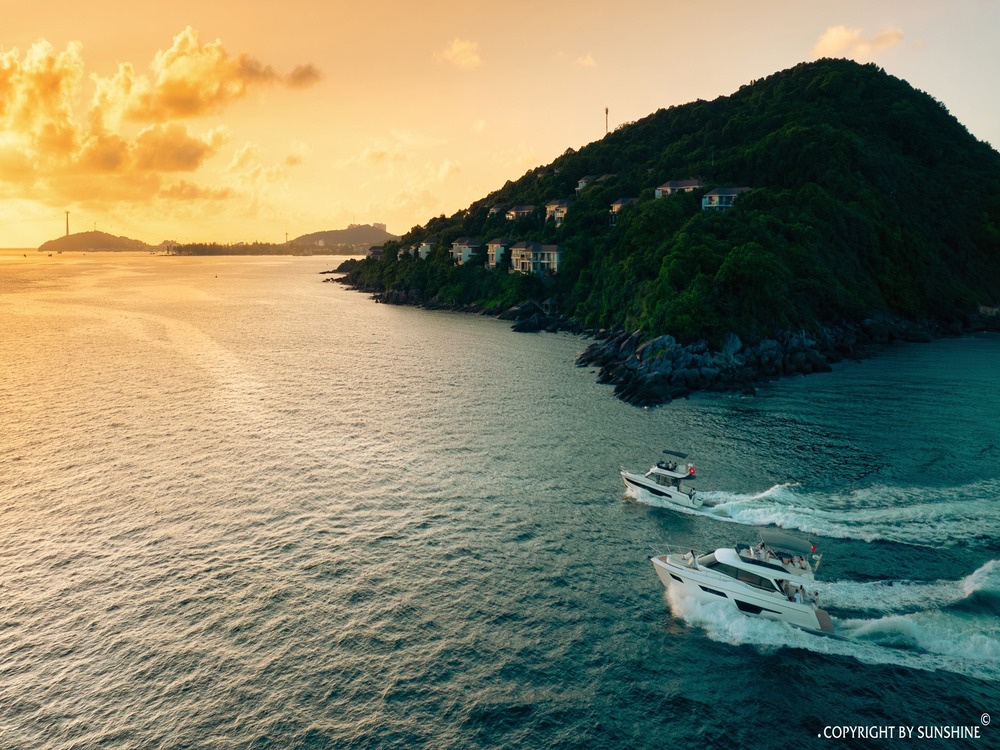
[736,569,779,592]
[703,561,740,580]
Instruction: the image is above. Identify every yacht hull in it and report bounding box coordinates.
[622,471,702,508]
[651,554,833,633]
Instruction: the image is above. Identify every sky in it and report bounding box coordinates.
[1,1,998,247]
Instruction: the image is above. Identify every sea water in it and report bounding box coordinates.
[1,251,997,748]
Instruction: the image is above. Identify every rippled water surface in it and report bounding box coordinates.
[1,251,998,748]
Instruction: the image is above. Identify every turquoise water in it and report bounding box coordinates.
[1,252,997,748]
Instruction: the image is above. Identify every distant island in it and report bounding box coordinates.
[338,58,1000,407]
[291,223,399,248]
[36,223,397,256]
[170,224,399,255]
[39,231,150,253]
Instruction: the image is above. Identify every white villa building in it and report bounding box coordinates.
[510,241,563,275]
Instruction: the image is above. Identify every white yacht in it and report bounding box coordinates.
[621,450,701,508]
[650,530,835,634]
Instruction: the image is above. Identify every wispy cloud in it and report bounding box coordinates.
[285,140,310,167]
[159,180,235,201]
[287,64,323,89]
[435,159,461,181]
[436,39,482,70]
[813,25,904,60]
[575,54,597,68]
[229,142,261,173]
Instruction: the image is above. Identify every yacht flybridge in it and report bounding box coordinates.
[621,450,701,508]
[650,530,834,634]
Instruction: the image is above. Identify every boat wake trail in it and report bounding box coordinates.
[664,560,1000,681]
[642,479,1000,547]
[814,560,1000,615]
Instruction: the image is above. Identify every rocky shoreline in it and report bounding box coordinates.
[337,276,1000,409]
[574,311,1000,407]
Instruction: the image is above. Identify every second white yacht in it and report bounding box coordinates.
[621,450,701,508]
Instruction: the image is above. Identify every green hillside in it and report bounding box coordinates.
[342,58,1000,346]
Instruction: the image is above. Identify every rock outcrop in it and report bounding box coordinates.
[576,311,1000,408]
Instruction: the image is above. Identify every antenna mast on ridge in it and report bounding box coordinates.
[65,211,69,236]
[605,107,609,136]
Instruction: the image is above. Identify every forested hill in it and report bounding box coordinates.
[39,231,149,252]
[344,58,1000,345]
[293,224,398,246]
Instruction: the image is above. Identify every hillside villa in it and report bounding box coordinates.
[702,187,752,210]
[609,197,639,226]
[486,238,512,269]
[655,179,704,197]
[389,178,749,276]
[451,237,482,265]
[545,199,572,226]
[505,205,536,221]
[510,241,563,275]
[418,238,439,259]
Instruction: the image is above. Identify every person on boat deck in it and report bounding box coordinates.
[688,550,698,568]
[794,586,805,604]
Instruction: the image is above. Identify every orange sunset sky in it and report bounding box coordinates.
[2,1,998,247]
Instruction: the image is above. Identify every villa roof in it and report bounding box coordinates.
[705,186,752,196]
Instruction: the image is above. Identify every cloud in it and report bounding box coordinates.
[357,146,408,165]
[229,142,262,173]
[575,54,597,68]
[813,25,904,60]
[473,119,486,133]
[159,180,235,201]
[0,40,86,158]
[0,140,36,184]
[285,141,310,167]
[287,64,323,89]
[436,39,482,70]
[50,171,163,205]
[224,141,288,190]
[435,159,461,181]
[0,29,317,216]
[132,123,229,172]
[92,26,322,123]
[342,132,430,168]
[76,130,131,172]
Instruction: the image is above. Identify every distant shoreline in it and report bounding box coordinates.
[0,248,356,256]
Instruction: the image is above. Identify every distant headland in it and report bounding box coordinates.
[36,223,397,255]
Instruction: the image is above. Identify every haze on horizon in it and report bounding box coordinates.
[2,1,998,248]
